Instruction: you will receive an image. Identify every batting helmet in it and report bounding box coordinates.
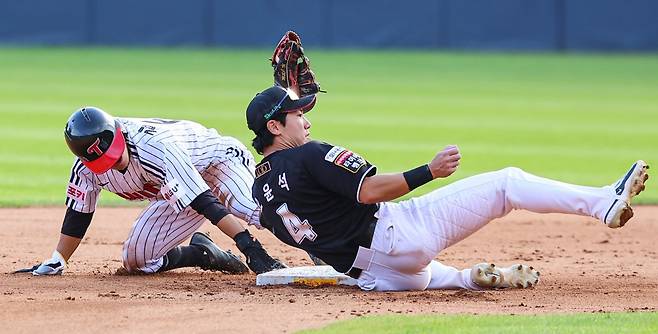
[64,106,126,174]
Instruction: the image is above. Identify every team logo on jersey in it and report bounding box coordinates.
[161,178,186,206]
[255,161,271,178]
[66,183,86,201]
[325,147,366,173]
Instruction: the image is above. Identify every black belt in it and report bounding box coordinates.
[345,220,377,279]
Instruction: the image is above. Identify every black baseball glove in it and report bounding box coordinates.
[234,231,287,274]
[271,30,323,98]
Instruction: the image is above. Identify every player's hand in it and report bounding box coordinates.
[234,231,287,274]
[428,145,461,178]
[32,250,67,276]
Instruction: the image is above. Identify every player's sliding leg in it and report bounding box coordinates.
[158,232,248,274]
[358,162,648,291]
[122,201,245,274]
[497,160,648,229]
[425,260,539,290]
[409,161,649,254]
[426,260,481,290]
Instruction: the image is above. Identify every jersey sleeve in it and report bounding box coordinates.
[65,159,101,213]
[302,142,376,202]
[141,140,210,212]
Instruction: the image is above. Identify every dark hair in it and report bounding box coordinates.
[251,112,287,155]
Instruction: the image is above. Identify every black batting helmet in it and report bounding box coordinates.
[64,106,125,174]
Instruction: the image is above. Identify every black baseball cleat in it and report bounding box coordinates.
[190,232,249,274]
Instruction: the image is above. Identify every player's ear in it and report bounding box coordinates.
[266,119,283,135]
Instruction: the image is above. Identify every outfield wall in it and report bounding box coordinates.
[1,0,657,50]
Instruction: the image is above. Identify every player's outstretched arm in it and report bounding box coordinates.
[359,174,410,204]
[358,145,461,204]
[18,208,93,276]
[54,233,82,262]
[29,234,81,276]
[215,214,287,274]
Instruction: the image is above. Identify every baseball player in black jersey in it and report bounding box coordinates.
[19,107,285,276]
[246,86,649,291]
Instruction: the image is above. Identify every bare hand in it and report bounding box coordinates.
[429,145,461,178]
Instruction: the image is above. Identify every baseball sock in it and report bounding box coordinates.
[158,245,206,272]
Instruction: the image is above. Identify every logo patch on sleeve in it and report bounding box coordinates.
[324,146,345,162]
[66,183,87,201]
[161,178,186,206]
[333,150,366,173]
[255,161,271,178]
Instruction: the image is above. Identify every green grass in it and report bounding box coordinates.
[298,312,658,334]
[0,48,657,206]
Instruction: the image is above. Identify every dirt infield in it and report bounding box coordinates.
[2,207,657,333]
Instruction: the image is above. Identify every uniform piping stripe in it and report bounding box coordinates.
[69,159,82,183]
[155,215,203,257]
[149,207,172,261]
[615,163,637,195]
[129,203,166,269]
[140,162,165,181]
[142,206,169,264]
[604,199,619,224]
[156,208,177,258]
[72,160,85,186]
[156,214,204,256]
[356,165,377,203]
[216,165,252,204]
[210,173,253,212]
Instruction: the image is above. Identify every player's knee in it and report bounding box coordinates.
[122,248,148,274]
[122,255,159,274]
[122,253,139,273]
[499,167,524,178]
[122,260,137,273]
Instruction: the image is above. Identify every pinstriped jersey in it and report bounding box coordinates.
[65,118,259,225]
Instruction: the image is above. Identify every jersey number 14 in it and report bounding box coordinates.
[276,203,317,244]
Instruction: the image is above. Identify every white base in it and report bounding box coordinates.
[256,265,358,287]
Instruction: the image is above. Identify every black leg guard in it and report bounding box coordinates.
[158,245,205,272]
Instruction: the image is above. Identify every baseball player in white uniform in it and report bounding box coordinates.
[247,85,650,291]
[25,106,284,276]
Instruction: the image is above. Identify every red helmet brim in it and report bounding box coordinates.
[82,125,126,174]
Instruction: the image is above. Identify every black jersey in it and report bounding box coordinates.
[252,141,379,272]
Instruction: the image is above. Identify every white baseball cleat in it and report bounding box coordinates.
[603,160,650,228]
[471,263,540,289]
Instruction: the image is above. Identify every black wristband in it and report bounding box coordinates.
[403,164,433,191]
[61,207,93,238]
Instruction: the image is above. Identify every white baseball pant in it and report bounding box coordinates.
[356,167,615,291]
[122,140,259,273]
